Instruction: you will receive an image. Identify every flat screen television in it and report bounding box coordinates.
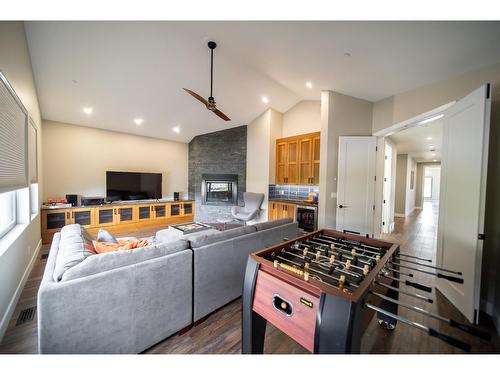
[106,171,162,201]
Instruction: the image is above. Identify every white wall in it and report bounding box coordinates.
[372,62,500,134]
[0,22,43,340]
[41,121,188,201]
[394,154,408,215]
[282,100,320,137]
[246,108,283,221]
[406,156,416,215]
[318,91,373,228]
[394,154,416,216]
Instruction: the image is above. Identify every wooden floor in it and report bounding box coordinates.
[1,202,498,354]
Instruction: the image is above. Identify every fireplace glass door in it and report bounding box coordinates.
[206,182,233,204]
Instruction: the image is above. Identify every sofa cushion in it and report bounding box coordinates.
[189,225,256,248]
[53,224,96,282]
[61,239,189,282]
[253,218,292,232]
[97,228,118,243]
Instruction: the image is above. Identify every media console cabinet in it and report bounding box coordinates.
[41,200,195,244]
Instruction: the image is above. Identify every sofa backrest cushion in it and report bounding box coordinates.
[253,218,292,232]
[61,239,189,282]
[189,225,256,248]
[53,224,96,282]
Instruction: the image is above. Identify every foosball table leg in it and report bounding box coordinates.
[378,272,399,330]
[242,257,267,354]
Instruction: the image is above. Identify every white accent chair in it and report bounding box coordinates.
[231,192,265,225]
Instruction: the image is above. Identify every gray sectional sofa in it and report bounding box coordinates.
[38,218,299,354]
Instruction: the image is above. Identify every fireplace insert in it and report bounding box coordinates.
[201,174,238,206]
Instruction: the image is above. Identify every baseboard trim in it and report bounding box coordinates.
[414,206,423,209]
[0,238,42,341]
[394,213,405,218]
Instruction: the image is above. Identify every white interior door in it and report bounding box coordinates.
[436,84,491,324]
[336,136,377,236]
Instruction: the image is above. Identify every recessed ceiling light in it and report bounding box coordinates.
[172,126,181,134]
[432,153,436,156]
[134,118,144,125]
[427,136,433,140]
[418,114,444,126]
[306,82,313,89]
[433,159,437,162]
[82,107,93,115]
[429,145,435,149]
[261,96,269,104]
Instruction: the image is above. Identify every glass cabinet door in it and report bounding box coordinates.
[138,205,152,221]
[73,209,93,227]
[45,211,68,230]
[96,208,115,226]
[154,204,167,219]
[118,207,134,223]
[170,204,180,216]
[182,203,193,215]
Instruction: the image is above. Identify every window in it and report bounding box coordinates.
[30,183,39,216]
[0,191,17,238]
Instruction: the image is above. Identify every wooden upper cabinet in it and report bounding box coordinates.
[312,135,321,185]
[275,132,320,185]
[276,141,287,184]
[286,140,299,184]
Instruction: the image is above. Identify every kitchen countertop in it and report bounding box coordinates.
[268,198,318,207]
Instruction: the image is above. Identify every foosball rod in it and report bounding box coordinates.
[304,241,376,268]
[307,238,378,262]
[384,266,414,278]
[364,302,471,352]
[274,255,358,291]
[398,253,432,262]
[389,262,464,284]
[282,249,364,280]
[371,291,491,340]
[374,281,433,303]
[393,257,462,275]
[294,242,371,270]
[381,274,433,293]
[316,236,383,257]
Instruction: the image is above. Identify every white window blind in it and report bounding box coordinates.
[0,72,28,193]
[28,117,38,183]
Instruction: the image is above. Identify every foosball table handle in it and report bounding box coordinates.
[428,328,471,352]
[404,280,432,293]
[449,319,492,340]
[437,273,464,284]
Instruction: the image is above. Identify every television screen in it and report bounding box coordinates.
[106,171,162,201]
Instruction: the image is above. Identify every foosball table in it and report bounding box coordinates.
[242,229,489,354]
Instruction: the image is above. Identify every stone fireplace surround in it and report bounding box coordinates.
[188,126,247,223]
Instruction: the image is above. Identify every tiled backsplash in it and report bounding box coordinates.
[269,184,319,201]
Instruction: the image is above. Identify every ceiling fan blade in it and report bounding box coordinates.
[183,88,208,106]
[213,108,231,121]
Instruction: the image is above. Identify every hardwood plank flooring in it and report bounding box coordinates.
[1,203,498,354]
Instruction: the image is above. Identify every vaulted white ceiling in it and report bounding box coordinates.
[25,21,500,142]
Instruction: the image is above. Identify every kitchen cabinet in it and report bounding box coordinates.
[268,201,296,221]
[276,132,320,185]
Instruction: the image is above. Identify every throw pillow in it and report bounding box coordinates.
[97,228,118,243]
[93,239,153,254]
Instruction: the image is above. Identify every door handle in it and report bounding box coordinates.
[338,205,348,208]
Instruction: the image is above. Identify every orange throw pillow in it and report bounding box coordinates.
[93,240,121,254]
[93,239,153,254]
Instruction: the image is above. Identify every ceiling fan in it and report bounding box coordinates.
[183,41,231,121]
